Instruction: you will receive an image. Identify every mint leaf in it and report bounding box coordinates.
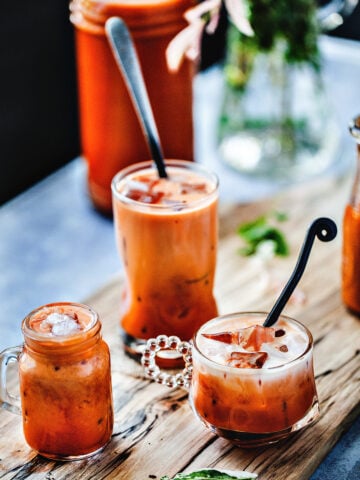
[237,212,289,257]
[237,215,266,236]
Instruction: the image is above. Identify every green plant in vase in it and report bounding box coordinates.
[218,0,339,180]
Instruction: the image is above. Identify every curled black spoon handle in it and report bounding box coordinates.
[105,17,167,178]
[263,217,337,328]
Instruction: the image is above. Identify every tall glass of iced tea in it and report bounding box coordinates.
[112,160,219,362]
[0,302,114,460]
[142,312,319,447]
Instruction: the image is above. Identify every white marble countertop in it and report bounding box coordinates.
[0,35,359,478]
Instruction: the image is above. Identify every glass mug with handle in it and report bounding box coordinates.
[0,302,114,461]
[142,312,320,447]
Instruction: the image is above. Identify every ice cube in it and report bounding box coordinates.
[127,179,150,192]
[242,325,275,351]
[203,325,275,351]
[43,312,80,336]
[125,182,165,203]
[202,330,242,345]
[180,182,207,194]
[226,351,268,369]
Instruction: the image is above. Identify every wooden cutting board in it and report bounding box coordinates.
[0,173,359,480]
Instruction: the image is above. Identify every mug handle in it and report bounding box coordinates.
[142,335,193,388]
[0,346,22,414]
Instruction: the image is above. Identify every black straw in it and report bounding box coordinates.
[105,17,167,178]
[263,217,337,327]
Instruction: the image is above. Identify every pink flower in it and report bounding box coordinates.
[166,0,253,72]
[185,0,222,34]
[166,19,206,72]
[224,0,254,36]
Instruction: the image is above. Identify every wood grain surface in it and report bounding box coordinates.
[0,174,359,480]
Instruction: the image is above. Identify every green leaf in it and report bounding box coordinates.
[237,215,266,235]
[237,212,289,258]
[161,469,257,480]
[269,229,289,256]
[225,0,321,72]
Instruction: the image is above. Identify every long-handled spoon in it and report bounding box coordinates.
[105,17,167,178]
[263,217,337,327]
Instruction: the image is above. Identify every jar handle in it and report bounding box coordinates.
[0,346,22,415]
[141,335,193,388]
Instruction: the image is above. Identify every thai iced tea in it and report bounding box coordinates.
[191,312,319,446]
[70,0,195,213]
[17,303,113,460]
[112,160,219,359]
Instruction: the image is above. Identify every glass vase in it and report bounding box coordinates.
[217,28,339,182]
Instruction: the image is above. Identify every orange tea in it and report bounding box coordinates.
[342,205,360,314]
[0,302,113,460]
[143,312,319,447]
[70,0,195,213]
[191,313,319,446]
[112,160,218,360]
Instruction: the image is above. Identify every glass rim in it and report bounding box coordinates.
[111,159,219,210]
[193,311,313,372]
[22,302,100,344]
[70,0,194,31]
